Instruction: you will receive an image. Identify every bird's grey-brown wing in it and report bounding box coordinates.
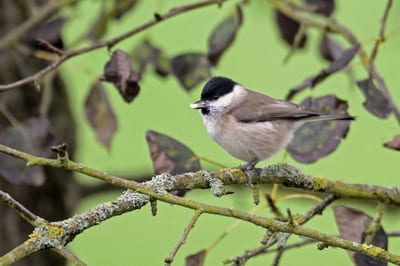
[230,90,319,122]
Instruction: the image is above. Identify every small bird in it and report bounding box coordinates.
[190,76,354,172]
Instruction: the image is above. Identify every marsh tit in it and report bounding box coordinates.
[190,76,354,171]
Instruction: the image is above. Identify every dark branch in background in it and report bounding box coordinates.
[268,0,400,123]
[0,0,75,50]
[0,0,227,92]
[369,0,393,75]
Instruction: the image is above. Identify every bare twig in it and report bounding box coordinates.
[369,0,393,74]
[300,195,338,224]
[266,194,284,218]
[272,249,284,266]
[0,190,40,226]
[0,0,226,92]
[364,202,385,245]
[53,245,87,266]
[283,23,307,64]
[165,209,203,265]
[36,39,65,56]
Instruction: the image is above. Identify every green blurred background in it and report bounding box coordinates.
[60,0,400,265]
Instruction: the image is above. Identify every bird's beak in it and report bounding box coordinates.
[190,100,208,109]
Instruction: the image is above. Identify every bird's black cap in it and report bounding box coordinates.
[200,76,237,101]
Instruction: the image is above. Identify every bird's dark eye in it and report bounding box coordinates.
[201,108,210,115]
[212,95,219,100]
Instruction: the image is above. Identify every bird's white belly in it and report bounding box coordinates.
[202,115,295,162]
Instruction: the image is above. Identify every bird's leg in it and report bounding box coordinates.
[237,159,258,186]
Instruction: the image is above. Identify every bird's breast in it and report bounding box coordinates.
[201,114,296,162]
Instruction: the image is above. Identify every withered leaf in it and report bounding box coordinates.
[319,34,343,62]
[170,53,212,91]
[303,0,335,17]
[112,0,138,19]
[103,49,140,103]
[383,134,400,151]
[84,80,118,149]
[207,5,243,66]
[274,10,307,48]
[131,39,169,78]
[185,250,206,266]
[333,206,388,266]
[356,79,391,119]
[0,117,55,186]
[287,95,352,163]
[23,17,66,50]
[287,43,359,100]
[146,130,201,175]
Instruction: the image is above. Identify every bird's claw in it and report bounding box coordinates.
[237,160,258,186]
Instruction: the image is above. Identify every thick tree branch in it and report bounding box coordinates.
[1,143,399,206]
[1,143,400,264]
[0,0,226,92]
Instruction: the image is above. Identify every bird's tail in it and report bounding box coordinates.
[302,113,355,123]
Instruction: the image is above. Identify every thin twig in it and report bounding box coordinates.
[369,0,393,75]
[266,194,283,218]
[0,190,41,226]
[283,22,307,64]
[53,245,87,266]
[36,39,65,56]
[0,0,226,92]
[272,249,284,266]
[165,209,203,265]
[364,202,385,245]
[300,194,338,224]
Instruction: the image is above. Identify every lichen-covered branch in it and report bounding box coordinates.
[1,143,400,264]
[1,143,399,206]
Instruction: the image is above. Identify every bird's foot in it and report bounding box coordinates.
[237,159,258,186]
